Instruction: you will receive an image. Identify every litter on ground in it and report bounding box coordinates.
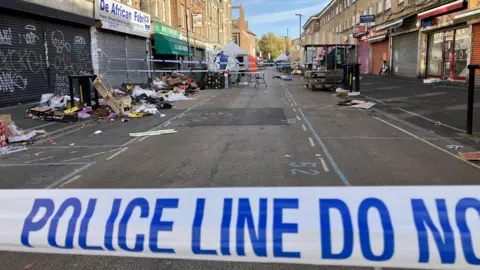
[129,129,178,137]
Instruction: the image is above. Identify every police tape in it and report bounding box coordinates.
[112,69,267,73]
[2,186,479,268]
[109,58,313,65]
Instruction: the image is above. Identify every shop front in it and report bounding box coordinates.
[455,0,480,85]
[353,26,370,74]
[390,15,420,78]
[92,0,151,87]
[367,30,389,75]
[153,22,188,71]
[0,1,94,107]
[418,0,469,80]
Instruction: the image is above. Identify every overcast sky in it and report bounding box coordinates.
[232,0,328,38]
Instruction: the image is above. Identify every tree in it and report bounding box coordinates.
[257,32,293,61]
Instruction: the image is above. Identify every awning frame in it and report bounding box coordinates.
[375,19,403,32]
[418,0,465,20]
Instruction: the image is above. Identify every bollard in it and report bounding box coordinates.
[355,63,361,92]
[466,65,478,135]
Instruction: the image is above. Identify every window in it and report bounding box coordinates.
[181,5,185,28]
[369,6,373,15]
[363,9,367,16]
[206,0,209,16]
[347,0,350,6]
[126,0,133,5]
[398,0,404,4]
[385,0,391,10]
[378,0,383,13]
[187,8,191,30]
[154,0,159,17]
[162,0,166,22]
[352,15,355,25]
[357,12,360,24]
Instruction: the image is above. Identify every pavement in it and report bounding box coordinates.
[0,69,479,269]
[359,75,480,149]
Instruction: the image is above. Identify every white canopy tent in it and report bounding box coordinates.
[274,53,290,62]
[221,42,248,56]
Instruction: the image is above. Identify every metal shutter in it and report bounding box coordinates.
[392,31,419,77]
[472,23,480,86]
[0,12,49,106]
[97,30,127,88]
[357,42,370,74]
[371,40,389,75]
[44,22,92,95]
[126,36,148,85]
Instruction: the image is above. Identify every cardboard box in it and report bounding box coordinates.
[167,77,182,86]
[25,107,52,119]
[44,111,78,122]
[0,114,11,126]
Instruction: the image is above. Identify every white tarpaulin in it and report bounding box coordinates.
[275,53,290,62]
[2,186,480,269]
[221,42,248,56]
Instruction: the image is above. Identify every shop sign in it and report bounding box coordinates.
[154,22,180,38]
[95,0,151,38]
[360,15,376,24]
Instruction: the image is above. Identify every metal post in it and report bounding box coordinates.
[185,0,191,73]
[355,63,360,92]
[466,65,477,135]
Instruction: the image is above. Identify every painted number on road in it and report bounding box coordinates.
[289,162,320,176]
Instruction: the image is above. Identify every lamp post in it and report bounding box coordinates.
[185,0,191,72]
[295,14,303,44]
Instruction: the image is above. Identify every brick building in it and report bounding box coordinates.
[232,5,257,56]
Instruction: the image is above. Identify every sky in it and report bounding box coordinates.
[232,0,329,39]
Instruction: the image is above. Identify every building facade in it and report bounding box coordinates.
[303,0,476,82]
[232,5,257,56]
[0,0,95,106]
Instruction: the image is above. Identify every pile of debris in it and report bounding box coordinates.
[0,114,35,155]
[337,99,376,109]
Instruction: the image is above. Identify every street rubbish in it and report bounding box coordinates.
[94,130,102,135]
[49,140,56,145]
[423,78,442,84]
[435,121,442,126]
[350,101,375,109]
[335,88,348,97]
[70,143,75,146]
[122,118,129,123]
[78,112,91,119]
[129,129,178,137]
[160,114,166,117]
[458,152,480,161]
[5,122,36,143]
[135,104,159,115]
[348,92,360,97]
[0,121,6,147]
[132,86,157,98]
[0,145,27,156]
[163,93,194,102]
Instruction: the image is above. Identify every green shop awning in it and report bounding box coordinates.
[154,33,188,56]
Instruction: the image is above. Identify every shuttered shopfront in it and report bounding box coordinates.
[472,23,480,85]
[0,10,91,107]
[357,41,370,74]
[392,31,419,77]
[371,40,389,75]
[93,0,151,88]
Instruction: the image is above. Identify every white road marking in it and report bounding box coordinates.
[106,147,128,161]
[302,125,307,131]
[374,117,480,170]
[296,115,301,121]
[60,175,82,188]
[0,162,89,167]
[108,148,123,153]
[309,137,316,147]
[61,157,80,163]
[164,121,171,127]
[315,154,322,157]
[290,103,294,107]
[320,158,330,172]
[138,136,149,142]
[292,108,297,112]
[179,114,184,118]
[396,108,464,132]
[25,156,53,164]
[45,162,95,189]
[82,151,106,158]
[374,86,404,90]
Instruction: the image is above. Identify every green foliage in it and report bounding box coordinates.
[257,32,293,61]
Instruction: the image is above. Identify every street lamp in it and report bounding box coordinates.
[295,14,303,44]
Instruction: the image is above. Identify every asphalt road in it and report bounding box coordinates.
[0,69,479,269]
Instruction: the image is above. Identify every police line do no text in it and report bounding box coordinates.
[2,187,480,269]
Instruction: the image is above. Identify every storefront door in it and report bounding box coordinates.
[427,28,469,79]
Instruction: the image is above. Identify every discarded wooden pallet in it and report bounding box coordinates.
[92,76,131,116]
